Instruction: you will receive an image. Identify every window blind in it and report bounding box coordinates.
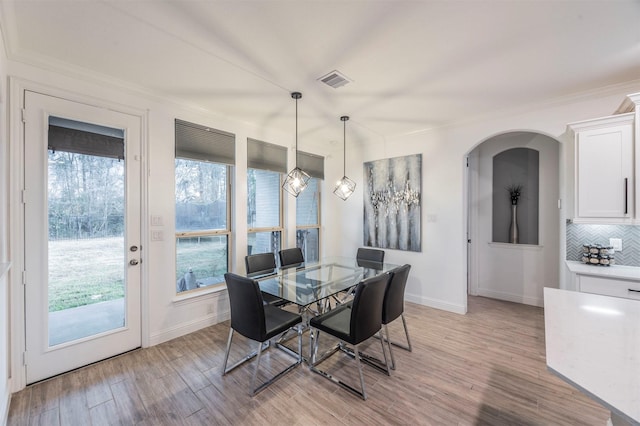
[48,117,124,160]
[247,138,287,174]
[297,151,324,180]
[175,119,235,165]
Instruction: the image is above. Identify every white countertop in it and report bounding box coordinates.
[566,260,640,281]
[544,287,640,424]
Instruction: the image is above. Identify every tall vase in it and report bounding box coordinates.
[509,204,518,244]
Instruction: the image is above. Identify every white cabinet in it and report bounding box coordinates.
[577,275,640,301]
[570,113,634,222]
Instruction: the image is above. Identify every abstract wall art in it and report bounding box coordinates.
[363,154,421,252]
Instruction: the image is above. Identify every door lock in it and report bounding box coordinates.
[129,259,139,266]
[130,245,138,252]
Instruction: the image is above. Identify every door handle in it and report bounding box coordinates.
[628,288,640,293]
[130,245,138,252]
[624,178,628,215]
[129,259,139,266]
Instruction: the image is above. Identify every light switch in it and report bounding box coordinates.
[151,215,163,226]
[151,230,164,241]
[609,238,622,252]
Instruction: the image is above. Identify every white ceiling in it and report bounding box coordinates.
[1,0,639,146]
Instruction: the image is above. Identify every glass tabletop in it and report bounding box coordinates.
[257,256,398,307]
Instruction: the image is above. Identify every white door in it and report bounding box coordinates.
[24,91,142,384]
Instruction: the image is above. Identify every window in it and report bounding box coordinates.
[175,120,234,294]
[247,138,286,259]
[296,151,323,263]
[247,169,283,256]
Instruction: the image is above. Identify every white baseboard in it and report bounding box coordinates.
[148,309,230,347]
[476,288,543,307]
[405,293,466,314]
[149,293,471,347]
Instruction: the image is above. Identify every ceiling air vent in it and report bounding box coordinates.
[318,70,352,89]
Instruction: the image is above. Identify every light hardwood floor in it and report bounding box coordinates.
[8,296,609,425]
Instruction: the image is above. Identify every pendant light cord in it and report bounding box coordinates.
[340,115,349,176]
[291,92,302,168]
[295,96,298,167]
[343,118,346,175]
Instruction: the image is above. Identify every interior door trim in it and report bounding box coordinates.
[8,77,149,392]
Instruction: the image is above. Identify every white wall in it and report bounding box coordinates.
[0,20,10,423]
[470,133,559,306]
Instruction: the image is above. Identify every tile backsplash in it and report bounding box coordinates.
[566,223,640,266]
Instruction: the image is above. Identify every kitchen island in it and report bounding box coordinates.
[544,287,640,425]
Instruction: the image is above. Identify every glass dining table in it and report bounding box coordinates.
[254,256,399,363]
[256,256,399,313]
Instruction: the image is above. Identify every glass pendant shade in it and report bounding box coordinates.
[333,175,356,200]
[333,115,355,200]
[283,166,310,197]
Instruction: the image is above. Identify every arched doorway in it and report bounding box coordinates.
[466,131,560,307]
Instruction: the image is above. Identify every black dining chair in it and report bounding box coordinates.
[309,273,391,400]
[381,264,413,369]
[279,247,305,269]
[348,263,413,372]
[334,247,385,306]
[222,273,302,396]
[356,248,385,280]
[245,252,278,277]
[245,252,288,307]
[356,247,385,263]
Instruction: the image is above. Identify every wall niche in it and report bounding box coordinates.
[492,147,539,245]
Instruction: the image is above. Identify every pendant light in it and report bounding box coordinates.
[282,92,310,197]
[333,115,356,200]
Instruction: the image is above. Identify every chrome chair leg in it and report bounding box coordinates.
[297,324,303,363]
[309,344,369,400]
[223,335,265,376]
[223,327,302,396]
[221,328,234,375]
[384,324,396,370]
[341,331,391,376]
[250,340,264,396]
[401,313,413,351]
[380,314,413,353]
[309,337,371,400]
[378,329,391,375]
[353,343,367,400]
